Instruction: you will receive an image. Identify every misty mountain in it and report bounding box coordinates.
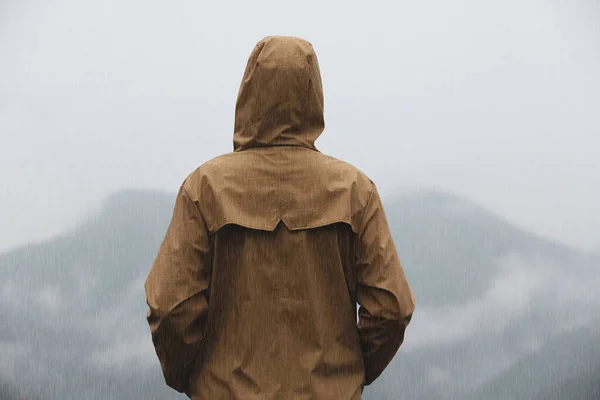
[0,190,182,400]
[384,190,584,306]
[468,320,600,400]
[1,189,598,399]
[365,193,600,399]
[537,365,600,400]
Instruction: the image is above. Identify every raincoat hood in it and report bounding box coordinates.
[233,36,325,151]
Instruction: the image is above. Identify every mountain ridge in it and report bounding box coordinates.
[1,188,598,400]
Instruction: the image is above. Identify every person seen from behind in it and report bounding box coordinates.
[145,35,416,400]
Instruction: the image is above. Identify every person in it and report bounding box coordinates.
[144,35,415,400]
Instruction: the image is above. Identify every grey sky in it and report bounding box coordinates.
[1,0,599,252]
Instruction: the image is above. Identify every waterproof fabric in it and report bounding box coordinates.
[145,36,415,400]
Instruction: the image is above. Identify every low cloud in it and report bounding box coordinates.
[35,285,63,312]
[86,275,157,369]
[0,280,20,307]
[404,253,600,349]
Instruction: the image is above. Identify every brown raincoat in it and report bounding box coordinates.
[145,36,415,400]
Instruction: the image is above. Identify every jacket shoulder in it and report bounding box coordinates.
[181,150,377,234]
[312,152,376,186]
[181,152,238,190]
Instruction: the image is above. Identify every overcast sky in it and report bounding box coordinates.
[1,0,599,253]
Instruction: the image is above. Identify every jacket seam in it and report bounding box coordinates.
[182,182,210,230]
[357,184,376,238]
[207,218,356,235]
[355,183,376,266]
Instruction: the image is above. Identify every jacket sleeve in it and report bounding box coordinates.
[144,182,212,394]
[355,182,415,386]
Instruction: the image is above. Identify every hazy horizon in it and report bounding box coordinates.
[2,0,599,253]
